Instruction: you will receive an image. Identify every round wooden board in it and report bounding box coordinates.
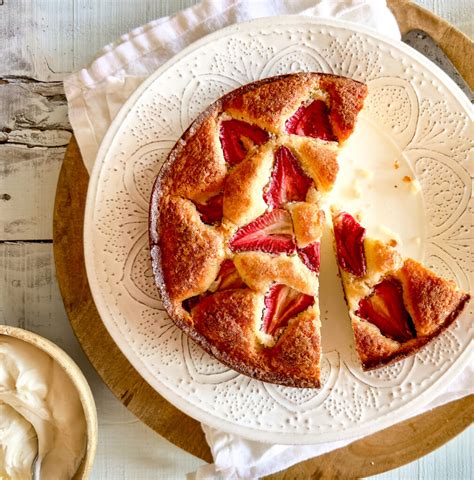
[53,2,474,477]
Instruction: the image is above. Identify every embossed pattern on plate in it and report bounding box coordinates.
[84,17,473,444]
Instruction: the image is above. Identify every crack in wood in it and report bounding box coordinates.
[0,239,53,244]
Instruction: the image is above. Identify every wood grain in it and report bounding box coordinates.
[0,77,71,240]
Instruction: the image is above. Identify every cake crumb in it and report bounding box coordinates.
[356,167,374,180]
[394,160,400,169]
[352,180,362,198]
[402,175,412,183]
[388,239,398,247]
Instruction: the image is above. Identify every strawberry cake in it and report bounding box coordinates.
[332,210,470,370]
[150,73,367,387]
[149,72,470,387]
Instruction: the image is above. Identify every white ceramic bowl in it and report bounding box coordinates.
[0,325,98,479]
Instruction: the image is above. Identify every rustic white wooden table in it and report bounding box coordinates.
[1,1,472,479]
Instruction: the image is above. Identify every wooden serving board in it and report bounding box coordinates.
[53,2,474,477]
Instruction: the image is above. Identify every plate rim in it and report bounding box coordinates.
[83,15,473,444]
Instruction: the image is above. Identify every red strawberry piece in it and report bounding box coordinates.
[210,259,245,292]
[298,242,320,273]
[356,278,416,343]
[229,209,296,254]
[262,284,314,336]
[333,212,367,277]
[285,99,336,141]
[194,193,223,224]
[263,146,312,209]
[183,295,200,313]
[219,119,269,166]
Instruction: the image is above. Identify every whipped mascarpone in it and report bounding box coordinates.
[0,335,87,480]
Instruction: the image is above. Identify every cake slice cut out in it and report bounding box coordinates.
[331,209,470,370]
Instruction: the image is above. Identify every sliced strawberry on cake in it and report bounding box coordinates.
[331,209,471,369]
[219,119,269,165]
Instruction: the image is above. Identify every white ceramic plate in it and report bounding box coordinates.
[84,17,473,444]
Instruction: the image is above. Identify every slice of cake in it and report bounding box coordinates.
[331,209,471,370]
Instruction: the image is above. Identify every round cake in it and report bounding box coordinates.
[149,73,367,387]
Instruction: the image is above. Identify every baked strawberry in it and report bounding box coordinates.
[219,119,269,166]
[194,193,223,224]
[356,278,415,343]
[333,212,366,277]
[262,284,314,336]
[263,146,312,208]
[298,242,320,273]
[229,209,296,254]
[285,99,336,141]
[183,295,200,313]
[209,259,245,292]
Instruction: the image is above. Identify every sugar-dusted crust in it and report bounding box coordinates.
[150,73,368,387]
[234,252,318,296]
[152,196,225,308]
[353,291,470,370]
[222,74,320,133]
[267,306,321,387]
[331,210,471,370]
[190,290,321,388]
[284,136,340,193]
[223,142,274,226]
[161,107,227,202]
[396,258,471,337]
[319,75,368,142]
[288,203,325,248]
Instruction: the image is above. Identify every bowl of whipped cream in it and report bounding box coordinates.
[0,325,97,479]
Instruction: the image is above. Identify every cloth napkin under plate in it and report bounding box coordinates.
[63,1,473,479]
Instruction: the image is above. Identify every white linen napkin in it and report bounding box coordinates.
[63,1,473,478]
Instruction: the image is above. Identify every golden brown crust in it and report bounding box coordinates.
[223,143,274,226]
[352,318,400,367]
[284,136,339,193]
[288,203,325,248]
[396,258,470,337]
[193,290,262,360]
[353,296,470,370]
[223,73,320,133]
[190,290,320,387]
[156,196,225,306]
[267,307,321,387]
[162,110,227,202]
[320,76,368,142]
[234,252,318,296]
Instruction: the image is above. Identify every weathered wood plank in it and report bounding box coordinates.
[0,77,71,240]
[0,78,70,132]
[0,0,73,80]
[0,144,66,240]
